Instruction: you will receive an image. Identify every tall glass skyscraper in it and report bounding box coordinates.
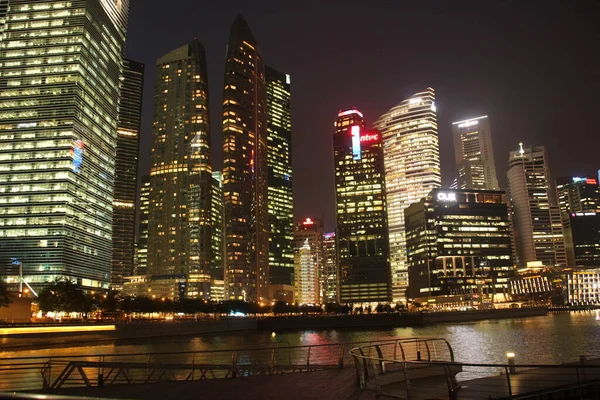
[112,59,144,290]
[222,15,269,302]
[334,108,391,303]
[148,39,212,299]
[0,0,129,290]
[452,115,499,190]
[374,88,441,302]
[265,66,293,287]
[507,144,567,268]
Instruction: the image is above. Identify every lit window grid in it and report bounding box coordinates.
[0,0,127,289]
[373,88,441,302]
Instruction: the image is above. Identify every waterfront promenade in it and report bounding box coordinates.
[11,337,600,400]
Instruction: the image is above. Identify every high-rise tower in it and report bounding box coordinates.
[265,66,293,287]
[507,144,567,268]
[112,59,144,290]
[222,15,269,302]
[452,115,499,190]
[0,0,129,290]
[374,88,441,302]
[334,109,391,303]
[148,40,212,299]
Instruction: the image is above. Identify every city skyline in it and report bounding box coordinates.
[126,0,600,231]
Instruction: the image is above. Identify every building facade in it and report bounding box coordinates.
[293,218,323,298]
[265,66,293,287]
[210,171,224,280]
[507,144,567,268]
[567,269,600,305]
[294,239,319,305]
[556,176,600,266]
[135,175,150,276]
[148,40,212,300]
[0,0,129,290]
[322,232,338,303]
[569,212,600,266]
[452,115,499,191]
[334,109,391,303]
[373,88,441,302]
[556,176,600,215]
[404,189,514,301]
[112,59,144,290]
[222,15,269,302]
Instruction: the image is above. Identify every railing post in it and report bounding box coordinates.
[146,354,151,383]
[504,366,513,399]
[306,346,312,370]
[338,344,345,369]
[230,351,238,379]
[97,355,104,387]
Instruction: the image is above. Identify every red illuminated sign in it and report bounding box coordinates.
[303,218,314,225]
[360,133,379,142]
[586,178,597,185]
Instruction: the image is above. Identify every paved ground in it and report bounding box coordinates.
[48,369,379,400]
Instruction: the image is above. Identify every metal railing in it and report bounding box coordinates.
[350,341,600,399]
[0,337,413,393]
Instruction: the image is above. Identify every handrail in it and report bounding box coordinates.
[0,337,420,362]
[349,341,600,399]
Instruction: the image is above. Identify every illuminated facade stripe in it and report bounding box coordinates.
[112,59,143,290]
[148,40,212,299]
[135,175,149,275]
[0,0,128,290]
[374,88,441,302]
[265,66,293,286]
[223,15,269,302]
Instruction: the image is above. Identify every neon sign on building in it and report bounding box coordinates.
[351,125,361,160]
[360,133,379,142]
[71,140,84,173]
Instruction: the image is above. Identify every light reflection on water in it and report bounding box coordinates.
[2,312,600,364]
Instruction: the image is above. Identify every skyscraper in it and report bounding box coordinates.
[334,109,391,303]
[265,66,293,287]
[507,144,567,268]
[556,176,600,215]
[222,15,269,302]
[452,115,499,190]
[374,88,441,302]
[556,176,600,267]
[136,175,150,276]
[294,240,319,305]
[148,40,212,299]
[0,0,129,290]
[112,59,144,290]
[293,218,324,298]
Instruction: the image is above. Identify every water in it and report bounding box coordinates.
[2,311,600,365]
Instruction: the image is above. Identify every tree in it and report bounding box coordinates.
[0,279,13,308]
[38,279,92,316]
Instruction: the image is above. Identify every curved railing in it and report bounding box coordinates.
[350,340,600,399]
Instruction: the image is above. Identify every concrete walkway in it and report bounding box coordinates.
[48,369,377,400]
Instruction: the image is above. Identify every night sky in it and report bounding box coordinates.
[126,0,600,231]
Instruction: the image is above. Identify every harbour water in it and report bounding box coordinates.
[2,311,600,365]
